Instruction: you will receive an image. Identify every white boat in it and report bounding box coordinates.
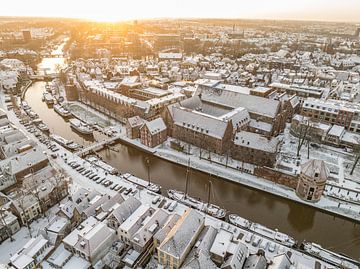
[21,101,30,110]
[122,173,161,193]
[54,104,71,118]
[45,83,51,92]
[50,134,80,151]
[302,242,359,269]
[167,189,226,219]
[37,123,49,132]
[27,111,39,119]
[228,214,252,229]
[42,92,54,105]
[69,118,93,135]
[229,213,296,247]
[86,155,118,175]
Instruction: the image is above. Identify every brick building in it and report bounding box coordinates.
[232,131,280,167]
[296,159,329,202]
[140,118,167,148]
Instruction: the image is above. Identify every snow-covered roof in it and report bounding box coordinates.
[143,118,167,135]
[234,131,279,153]
[172,105,230,139]
[159,209,204,259]
[301,159,329,182]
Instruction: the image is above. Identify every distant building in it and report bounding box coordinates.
[22,30,32,42]
[296,159,329,202]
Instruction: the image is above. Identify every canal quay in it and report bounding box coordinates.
[17,37,360,259]
[21,43,360,259]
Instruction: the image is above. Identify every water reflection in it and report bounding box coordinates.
[22,52,360,260]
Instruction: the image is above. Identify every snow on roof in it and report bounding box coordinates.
[158,52,183,59]
[301,159,330,182]
[234,131,279,153]
[327,125,345,138]
[132,209,169,247]
[144,118,167,135]
[111,196,141,224]
[46,217,68,233]
[209,228,233,258]
[47,244,71,267]
[159,209,204,259]
[172,106,230,139]
[249,119,273,133]
[63,255,90,269]
[215,83,251,95]
[198,85,280,118]
[119,204,151,232]
[127,116,144,128]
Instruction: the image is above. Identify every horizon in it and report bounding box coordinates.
[1,0,360,23]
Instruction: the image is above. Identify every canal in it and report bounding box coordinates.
[23,44,360,259]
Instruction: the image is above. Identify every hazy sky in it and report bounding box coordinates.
[1,0,360,22]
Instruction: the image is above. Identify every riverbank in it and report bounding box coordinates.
[154,145,360,222]
[65,98,360,222]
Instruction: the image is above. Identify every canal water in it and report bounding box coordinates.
[23,46,360,259]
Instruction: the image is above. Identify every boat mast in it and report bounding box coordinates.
[207,174,212,206]
[185,158,190,198]
[146,157,150,186]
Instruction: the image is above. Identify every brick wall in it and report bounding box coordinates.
[254,167,298,189]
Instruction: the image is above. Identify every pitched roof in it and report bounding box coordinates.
[301,159,329,182]
[172,106,230,139]
[159,209,204,259]
[234,131,279,153]
[144,118,167,135]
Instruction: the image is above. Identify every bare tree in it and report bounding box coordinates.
[297,121,310,157]
[0,208,14,241]
[16,192,32,238]
[350,137,360,175]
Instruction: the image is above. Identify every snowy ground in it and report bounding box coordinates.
[0,91,355,267]
[155,140,360,222]
[0,205,59,264]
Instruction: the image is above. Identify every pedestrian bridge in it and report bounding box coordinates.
[76,135,121,157]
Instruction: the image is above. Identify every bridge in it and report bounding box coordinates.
[29,74,60,81]
[76,135,121,157]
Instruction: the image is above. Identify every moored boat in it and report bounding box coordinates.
[86,155,118,175]
[302,242,359,269]
[122,173,161,193]
[167,189,226,219]
[54,104,71,118]
[42,92,54,105]
[229,213,296,247]
[50,134,80,151]
[69,118,93,135]
[37,123,49,132]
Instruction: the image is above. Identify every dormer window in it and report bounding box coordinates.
[314,172,319,178]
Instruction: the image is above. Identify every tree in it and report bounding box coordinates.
[350,137,360,175]
[0,208,14,241]
[297,121,310,157]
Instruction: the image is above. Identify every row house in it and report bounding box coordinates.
[157,209,205,269]
[10,235,53,269]
[63,216,117,265]
[11,193,42,225]
[301,97,359,132]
